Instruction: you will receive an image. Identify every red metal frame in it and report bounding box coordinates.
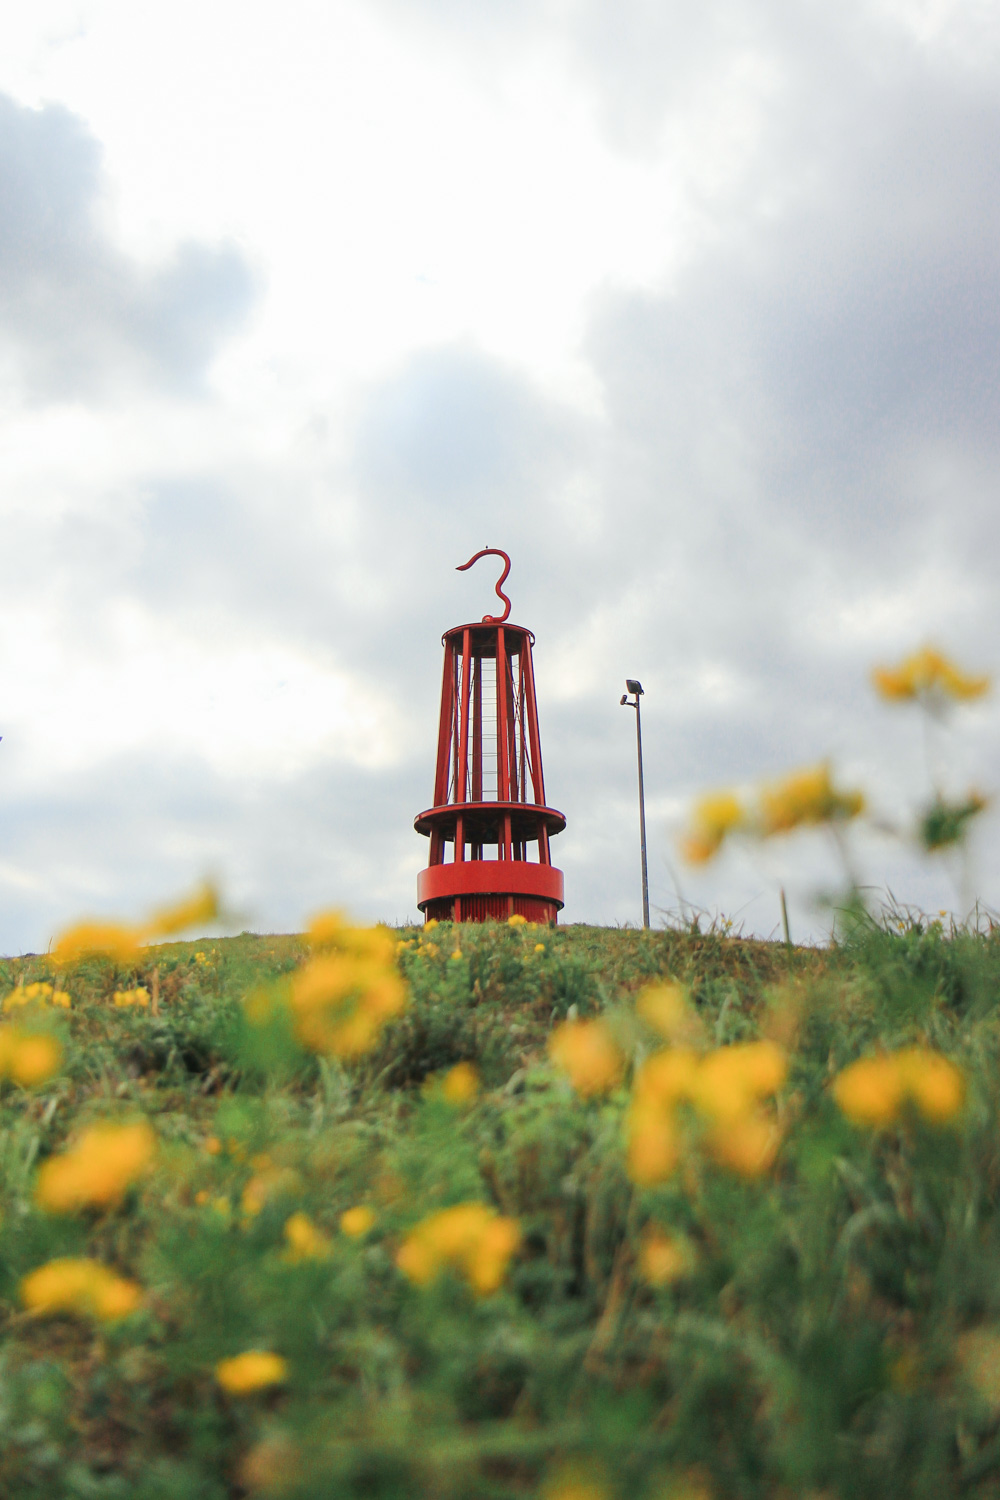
[415,554,565,925]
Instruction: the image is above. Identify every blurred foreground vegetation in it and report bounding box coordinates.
[2,913,1000,1499]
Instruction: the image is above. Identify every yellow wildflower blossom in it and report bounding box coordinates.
[548,1018,623,1098]
[680,791,744,864]
[439,1061,480,1105]
[636,982,703,1045]
[144,881,221,939]
[758,763,864,836]
[51,921,142,967]
[872,646,990,703]
[113,987,150,1009]
[340,1205,376,1237]
[626,1044,787,1183]
[215,1351,288,1394]
[634,1047,701,1108]
[21,1257,142,1321]
[397,1203,520,1294]
[282,1211,330,1262]
[833,1048,965,1127]
[706,1109,783,1176]
[832,1055,904,1126]
[625,1098,681,1186]
[638,1226,690,1286]
[3,981,70,1011]
[0,1028,63,1087]
[896,1048,965,1123]
[286,920,407,1058]
[35,1121,156,1212]
[507,913,527,927]
[691,1041,787,1124]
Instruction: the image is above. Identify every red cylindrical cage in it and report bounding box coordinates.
[414,556,565,924]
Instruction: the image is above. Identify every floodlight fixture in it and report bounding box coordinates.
[626,679,643,696]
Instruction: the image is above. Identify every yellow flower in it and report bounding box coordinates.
[548,1018,623,1097]
[625,1097,680,1186]
[340,1205,376,1238]
[680,791,744,864]
[896,1048,966,1123]
[144,881,221,939]
[636,982,702,1045]
[51,921,142,967]
[113,987,150,1009]
[215,1351,288,1394]
[706,1109,783,1176]
[758,763,864,836]
[396,1203,520,1294]
[282,1211,330,1262]
[633,1047,701,1107]
[450,948,463,961]
[638,1226,691,1286]
[691,1041,787,1124]
[626,1044,787,1183]
[20,1257,142,1321]
[439,1061,480,1105]
[872,646,990,703]
[0,1028,63,1087]
[3,981,70,1011]
[507,913,527,927]
[289,943,407,1058]
[35,1121,156,1212]
[466,1215,522,1295]
[423,918,439,931]
[833,1048,965,1127]
[832,1055,904,1126]
[535,943,546,953]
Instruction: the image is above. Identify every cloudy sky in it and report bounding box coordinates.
[1,0,998,951]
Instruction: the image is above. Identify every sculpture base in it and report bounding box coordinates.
[417,859,564,926]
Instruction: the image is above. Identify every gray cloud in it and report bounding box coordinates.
[0,93,254,398]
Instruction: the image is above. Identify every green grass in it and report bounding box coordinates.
[1,916,1000,1498]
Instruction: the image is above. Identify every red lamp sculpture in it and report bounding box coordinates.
[415,549,565,924]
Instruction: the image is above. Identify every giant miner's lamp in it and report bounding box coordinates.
[414,549,566,924]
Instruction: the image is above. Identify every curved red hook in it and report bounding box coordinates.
[456,548,512,624]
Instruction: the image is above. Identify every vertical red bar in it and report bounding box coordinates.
[433,637,455,808]
[496,627,510,803]
[521,638,546,805]
[506,644,519,802]
[472,654,482,801]
[454,629,471,865]
[518,645,527,805]
[457,629,471,804]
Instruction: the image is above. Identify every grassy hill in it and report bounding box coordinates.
[0,916,999,1499]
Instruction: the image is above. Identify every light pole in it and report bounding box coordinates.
[620,679,649,929]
